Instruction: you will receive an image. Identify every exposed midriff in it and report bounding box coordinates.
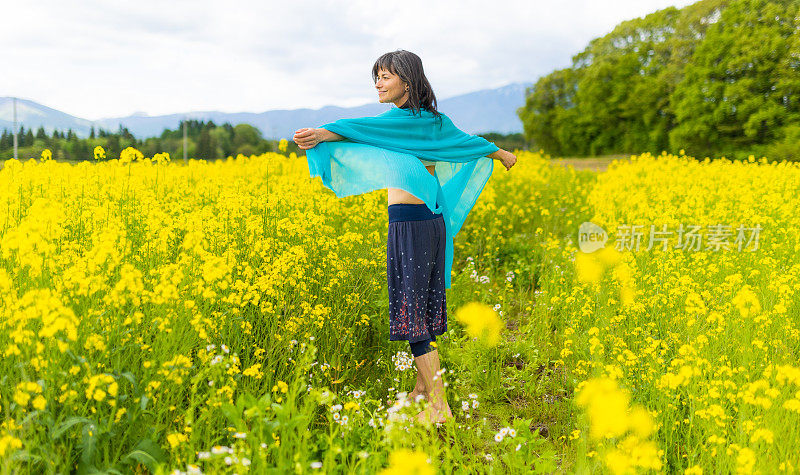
[387,164,436,205]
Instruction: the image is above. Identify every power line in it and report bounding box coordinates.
[183,117,188,163]
[12,97,18,160]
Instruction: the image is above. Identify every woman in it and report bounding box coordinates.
[294,50,517,425]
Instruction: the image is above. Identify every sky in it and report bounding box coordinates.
[2,0,697,121]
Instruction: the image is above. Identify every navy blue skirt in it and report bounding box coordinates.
[387,203,447,344]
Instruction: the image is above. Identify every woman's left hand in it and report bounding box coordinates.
[293,128,322,150]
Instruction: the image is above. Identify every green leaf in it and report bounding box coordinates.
[51,416,91,440]
[121,438,166,473]
[10,450,43,464]
[80,422,99,465]
[120,371,137,391]
[221,402,244,429]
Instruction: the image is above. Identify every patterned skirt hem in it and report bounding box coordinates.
[389,327,447,344]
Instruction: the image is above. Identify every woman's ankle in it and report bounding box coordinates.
[409,386,428,399]
[428,391,447,408]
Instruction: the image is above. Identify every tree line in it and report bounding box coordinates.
[519,0,800,161]
[0,120,288,161]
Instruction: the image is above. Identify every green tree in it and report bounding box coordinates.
[210,127,233,158]
[519,68,580,155]
[669,0,800,158]
[0,130,11,150]
[106,135,120,159]
[233,123,263,155]
[518,0,734,158]
[196,124,216,159]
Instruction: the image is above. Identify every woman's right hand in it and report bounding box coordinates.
[293,128,323,150]
[498,150,517,171]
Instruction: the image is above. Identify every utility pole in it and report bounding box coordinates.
[13,97,18,160]
[183,118,188,163]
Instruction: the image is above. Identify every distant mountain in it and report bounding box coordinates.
[0,97,94,137]
[0,82,533,140]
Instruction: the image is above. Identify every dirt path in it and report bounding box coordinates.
[549,155,631,173]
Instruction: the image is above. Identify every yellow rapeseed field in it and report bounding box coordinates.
[1,146,798,474]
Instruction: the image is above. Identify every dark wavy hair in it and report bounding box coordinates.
[372,50,443,125]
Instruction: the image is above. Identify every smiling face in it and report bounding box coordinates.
[375,68,409,107]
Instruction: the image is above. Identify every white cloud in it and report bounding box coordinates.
[1,0,696,120]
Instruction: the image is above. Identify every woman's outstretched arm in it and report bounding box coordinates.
[293,127,344,150]
[488,148,518,171]
[317,128,344,142]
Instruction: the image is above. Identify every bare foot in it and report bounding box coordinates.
[408,388,427,402]
[416,403,453,424]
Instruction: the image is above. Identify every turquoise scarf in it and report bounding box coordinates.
[305,106,498,289]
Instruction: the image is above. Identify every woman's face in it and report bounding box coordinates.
[375,68,408,106]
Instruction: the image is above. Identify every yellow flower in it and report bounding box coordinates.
[454,302,502,346]
[93,145,106,160]
[736,448,755,474]
[685,292,707,316]
[167,432,188,448]
[575,252,604,284]
[595,246,623,267]
[684,466,703,475]
[0,435,23,457]
[575,247,631,306]
[627,407,655,439]
[119,146,144,165]
[380,448,434,475]
[243,363,263,378]
[41,149,52,161]
[604,448,634,475]
[732,285,760,319]
[576,377,630,440]
[278,139,288,153]
[13,390,31,407]
[153,152,171,164]
[750,428,773,444]
[32,395,47,411]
